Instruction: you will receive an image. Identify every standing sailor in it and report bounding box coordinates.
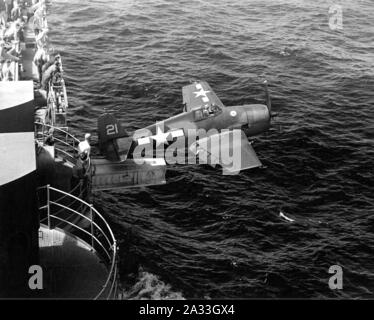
[0,40,19,61]
[35,27,48,48]
[33,27,49,82]
[78,133,91,160]
[10,0,21,21]
[41,59,61,91]
[0,1,7,25]
[4,0,12,21]
[75,133,91,177]
[33,44,48,82]
[33,0,46,35]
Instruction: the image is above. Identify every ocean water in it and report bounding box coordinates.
[48,0,374,298]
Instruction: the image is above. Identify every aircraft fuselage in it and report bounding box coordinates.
[138,103,271,142]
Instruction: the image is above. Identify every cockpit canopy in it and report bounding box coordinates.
[193,103,222,121]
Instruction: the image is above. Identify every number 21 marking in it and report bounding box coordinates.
[106,124,119,135]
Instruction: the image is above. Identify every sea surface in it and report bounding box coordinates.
[49,0,374,298]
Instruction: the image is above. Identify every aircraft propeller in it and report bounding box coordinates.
[263,80,282,133]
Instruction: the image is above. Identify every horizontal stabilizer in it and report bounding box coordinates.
[91,157,166,191]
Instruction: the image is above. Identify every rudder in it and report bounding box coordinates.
[97,113,132,161]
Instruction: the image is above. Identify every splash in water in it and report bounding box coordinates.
[121,270,185,300]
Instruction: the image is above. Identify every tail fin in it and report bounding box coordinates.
[98,113,132,161]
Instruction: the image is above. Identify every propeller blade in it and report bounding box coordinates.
[263,80,271,114]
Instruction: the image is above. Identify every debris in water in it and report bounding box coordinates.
[279,211,295,223]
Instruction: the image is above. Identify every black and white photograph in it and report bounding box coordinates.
[0,0,373,308]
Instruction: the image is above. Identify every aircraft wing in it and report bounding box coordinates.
[189,130,262,175]
[182,81,225,112]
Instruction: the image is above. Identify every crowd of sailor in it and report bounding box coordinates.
[0,0,62,90]
[2,1,91,169]
[0,0,22,80]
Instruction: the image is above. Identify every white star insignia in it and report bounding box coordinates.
[151,126,170,146]
[193,83,210,103]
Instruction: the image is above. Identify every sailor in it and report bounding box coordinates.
[78,133,91,161]
[31,0,42,10]
[0,1,6,26]
[0,13,6,28]
[35,27,48,49]
[3,18,23,42]
[202,106,209,117]
[41,53,60,73]
[41,59,61,91]
[33,44,48,82]
[44,128,54,146]
[4,0,12,21]
[29,0,44,18]
[209,103,219,114]
[0,1,4,14]
[0,25,5,45]
[55,90,62,112]
[33,2,46,35]
[51,65,62,86]
[10,0,21,21]
[13,18,23,41]
[1,59,13,80]
[0,40,19,62]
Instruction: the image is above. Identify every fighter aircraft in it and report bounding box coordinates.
[97,80,276,175]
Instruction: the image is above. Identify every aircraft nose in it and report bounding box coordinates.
[245,104,270,124]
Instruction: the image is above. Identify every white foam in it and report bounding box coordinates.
[121,270,185,300]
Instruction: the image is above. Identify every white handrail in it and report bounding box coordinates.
[35,122,81,146]
[35,122,92,174]
[37,184,119,299]
[50,200,112,251]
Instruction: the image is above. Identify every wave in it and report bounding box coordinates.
[120,269,185,300]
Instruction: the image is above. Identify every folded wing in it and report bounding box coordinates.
[182,81,225,112]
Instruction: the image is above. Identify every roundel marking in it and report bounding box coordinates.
[230,110,237,117]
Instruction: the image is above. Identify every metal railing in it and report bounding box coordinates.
[35,122,93,230]
[39,178,89,229]
[35,122,91,171]
[37,184,119,299]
